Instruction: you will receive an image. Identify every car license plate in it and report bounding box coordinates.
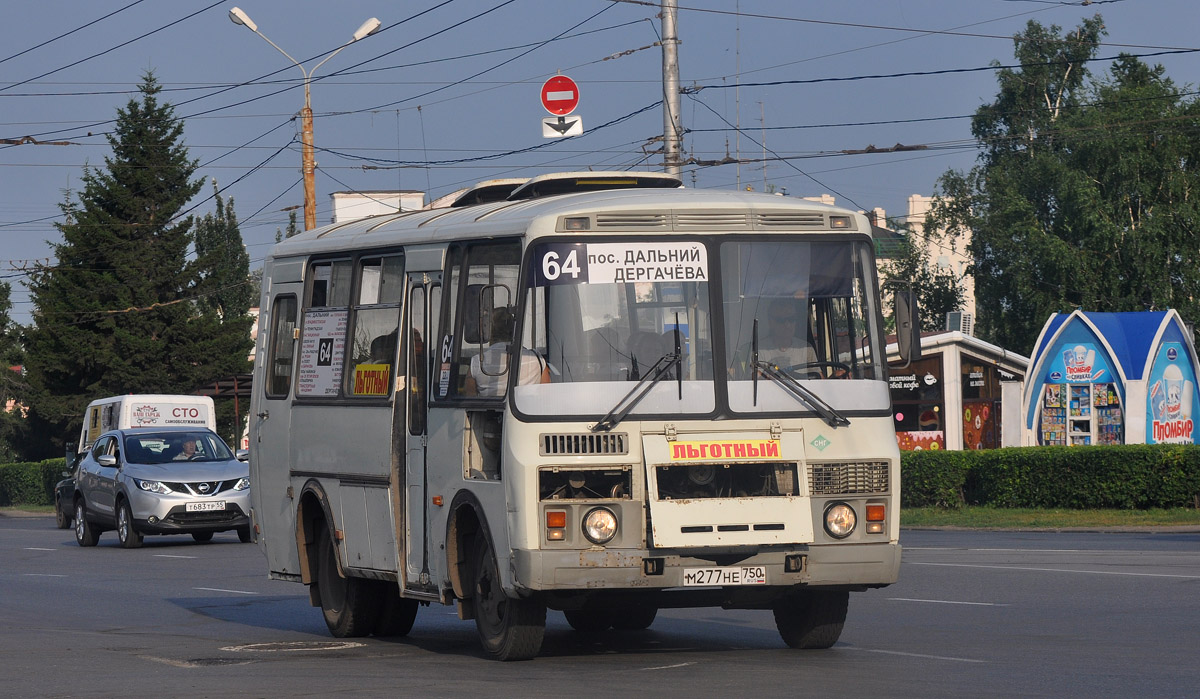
[186,501,226,512]
[682,565,767,586]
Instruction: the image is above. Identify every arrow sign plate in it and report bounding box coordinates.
[542,115,583,138]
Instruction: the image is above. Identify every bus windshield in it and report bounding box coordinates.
[723,239,882,413]
[515,240,715,418]
[513,237,883,419]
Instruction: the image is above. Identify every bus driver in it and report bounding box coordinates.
[465,307,550,396]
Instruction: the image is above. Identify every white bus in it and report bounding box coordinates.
[249,173,920,660]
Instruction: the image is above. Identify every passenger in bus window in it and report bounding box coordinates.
[465,307,549,396]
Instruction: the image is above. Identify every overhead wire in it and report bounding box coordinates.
[0,0,150,67]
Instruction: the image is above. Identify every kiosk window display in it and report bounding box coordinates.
[1023,310,1199,447]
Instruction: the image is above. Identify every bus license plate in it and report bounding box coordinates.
[186,501,226,512]
[683,566,767,586]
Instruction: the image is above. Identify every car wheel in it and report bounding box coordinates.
[116,501,143,549]
[192,531,214,543]
[773,590,848,649]
[237,525,253,544]
[74,501,99,547]
[55,498,72,530]
[472,536,545,660]
[314,526,378,637]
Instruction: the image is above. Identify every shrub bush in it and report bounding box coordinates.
[0,458,68,507]
[902,445,1200,509]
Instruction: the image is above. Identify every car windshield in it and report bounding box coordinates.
[122,432,234,464]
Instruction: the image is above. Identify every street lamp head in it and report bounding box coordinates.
[228,7,258,33]
[352,17,382,42]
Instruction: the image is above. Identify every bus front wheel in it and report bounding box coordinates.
[315,527,379,637]
[773,589,848,649]
[472,538,545,660]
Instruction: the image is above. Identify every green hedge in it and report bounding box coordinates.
[0,458,68,507]
[901,445,1200,509]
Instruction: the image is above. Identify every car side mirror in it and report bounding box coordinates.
[236,449,250,462]
[97,454,117,468]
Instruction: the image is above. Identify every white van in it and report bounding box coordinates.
[78,395,216,454]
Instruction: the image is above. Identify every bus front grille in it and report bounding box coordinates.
[540,432,629,456]
[808,461,890,495]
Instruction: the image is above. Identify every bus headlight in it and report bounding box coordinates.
[824,502,856,539]
[582,507,617,545]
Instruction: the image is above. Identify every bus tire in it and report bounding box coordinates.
[472,538,545,660]
[611,605,657,631]
[373,581,419,637]
[773,589,848,649]
[563,609,611,632]
[315,527,379,637]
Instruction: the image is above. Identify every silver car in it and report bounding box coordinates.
[73,427,251,548]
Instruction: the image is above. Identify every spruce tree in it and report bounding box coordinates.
[22,73,224,456]
[0,282,26,461]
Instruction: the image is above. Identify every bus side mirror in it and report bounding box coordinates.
[894,289,922,366]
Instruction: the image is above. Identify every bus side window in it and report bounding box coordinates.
[266,295,298,398]
[346,255,403,398]
[438,240,521,400]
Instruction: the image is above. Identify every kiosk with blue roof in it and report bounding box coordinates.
[1023,310,1199,446]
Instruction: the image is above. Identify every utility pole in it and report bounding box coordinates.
[661,0,682,177]
[300,99,316,231]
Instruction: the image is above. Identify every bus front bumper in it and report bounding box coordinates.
[511,541,901,595]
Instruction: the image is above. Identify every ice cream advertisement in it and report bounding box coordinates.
[1146,342,1199,444]
[1045,342,1111,383]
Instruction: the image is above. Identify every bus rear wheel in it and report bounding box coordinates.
[472,538,545,660]
[315,527,379,637]
[773,589,848,649]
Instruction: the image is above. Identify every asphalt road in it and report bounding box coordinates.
[3,513,1199,698]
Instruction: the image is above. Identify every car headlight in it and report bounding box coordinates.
[136,479,172,494]
[824,502,857,539]
[234,477,250,491]
[582,507,617,545]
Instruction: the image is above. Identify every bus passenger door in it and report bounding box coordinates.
[402,274,438,590]
[250,286,300,576]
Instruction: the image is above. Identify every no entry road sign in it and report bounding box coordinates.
[540,75,579,116]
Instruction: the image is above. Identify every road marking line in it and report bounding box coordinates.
[640,662,696,671]
[24,547,56,551]
[155,554,197,559]
[853,648,985,663]
[909,561,1200,579]
[194,587,259,595]
[23,573,66,577]
[889,597,1008,606]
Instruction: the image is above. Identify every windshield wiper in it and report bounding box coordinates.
[592,351,680,432]
[754,360,851,428]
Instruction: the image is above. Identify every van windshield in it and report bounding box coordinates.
[123,432,234,464]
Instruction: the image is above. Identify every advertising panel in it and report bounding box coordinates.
[1146,342,1199,444]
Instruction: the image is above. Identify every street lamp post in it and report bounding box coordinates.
[229,7,381,231]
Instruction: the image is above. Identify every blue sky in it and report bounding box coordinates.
[2,1,1197,324]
